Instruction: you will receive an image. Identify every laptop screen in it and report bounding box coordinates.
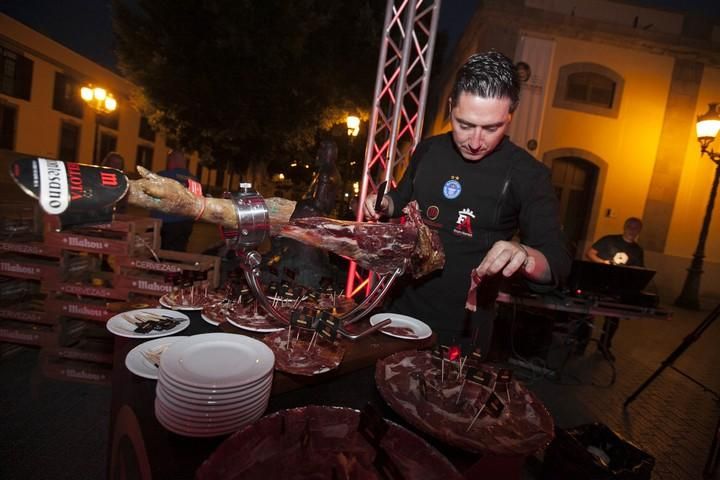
[566,260,655,297]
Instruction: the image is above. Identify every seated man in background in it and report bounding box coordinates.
[584,217,645,360]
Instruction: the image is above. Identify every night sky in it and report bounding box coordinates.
[1,0,717,73]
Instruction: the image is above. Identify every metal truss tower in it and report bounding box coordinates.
[345,0,442,298]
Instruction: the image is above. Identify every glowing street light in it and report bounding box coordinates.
[80,84,118,163]
[346,115,360,137]
[675,103,720,309]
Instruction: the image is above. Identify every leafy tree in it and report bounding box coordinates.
[113,0,383,174]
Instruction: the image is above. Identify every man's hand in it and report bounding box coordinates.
[363,194,390,220]
[476,241,532,278]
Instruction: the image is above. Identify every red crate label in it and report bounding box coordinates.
[57,367,109,383]
[0,308,44,323]
[58,302,112,320]
[0,242,60,257]
[0,328,41,342]
[128,278,173,294]
[58,283,128,300]
[46,232,131,255]
[0,260,42,278]
[128,259,184,273]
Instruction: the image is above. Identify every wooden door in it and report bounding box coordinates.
[550,156,598,256]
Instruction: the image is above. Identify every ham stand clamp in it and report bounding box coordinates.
[226,184,393,340]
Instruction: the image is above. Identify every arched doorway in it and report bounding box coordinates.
[549,156,599,257]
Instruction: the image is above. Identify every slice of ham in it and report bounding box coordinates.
[465,269,482,312]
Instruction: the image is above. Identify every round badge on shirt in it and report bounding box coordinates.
[443,179,461,199]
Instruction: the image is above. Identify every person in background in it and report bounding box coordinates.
[269,140,343,289]
[363,51,571,353]
[150,150,198,251]
[100,151,125,171]
[584,217,645,360]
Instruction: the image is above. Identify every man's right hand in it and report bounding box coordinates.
[363,194,389,220]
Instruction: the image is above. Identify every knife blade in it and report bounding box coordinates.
[375,181,387,213]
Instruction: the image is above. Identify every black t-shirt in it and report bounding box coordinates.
[591,234,644,267]
[385,133,570,343]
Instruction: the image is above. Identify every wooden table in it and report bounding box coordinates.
[106,311,436,480]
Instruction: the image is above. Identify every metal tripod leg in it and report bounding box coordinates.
[624,303,719,407]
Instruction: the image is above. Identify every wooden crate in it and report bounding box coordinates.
[39,351,112,385]
[0,255,61,289]
[0,296,55,325]
[55,272,129,301]
[115,249,222,290]
[0,319,58,347]
[45,215,160,256]
[47,295,115,323]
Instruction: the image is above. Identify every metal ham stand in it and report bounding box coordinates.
[225,183,394,340]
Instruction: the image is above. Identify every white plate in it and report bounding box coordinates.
[106,309,190,339]
[161,333,275,388]
[156,387,270,419]
[226,315,285,333]
[157,382,271,410]
[158,371,273,402]
[158,367,272,395]
[201,312,221,327]
[369,313,432,340]
[155,400,265,437]
[159,295,205,311]
[125,336,188,379]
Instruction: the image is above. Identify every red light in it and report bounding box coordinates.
[448,345,461,361]
[576,289,582,295]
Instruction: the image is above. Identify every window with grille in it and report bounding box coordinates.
[136,144,154,169]
[553,63,623,118]
[52,72,83,118]
[58,121,80,162]
[139,116,155,142]
[0,45,33,100]
[98,131,118,163]
[0,103,17,149]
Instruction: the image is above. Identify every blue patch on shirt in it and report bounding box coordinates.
[443,179,461,199]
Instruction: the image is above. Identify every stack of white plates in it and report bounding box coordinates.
[155,333,275,437]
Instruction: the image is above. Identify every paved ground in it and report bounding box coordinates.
[1,221,718,479]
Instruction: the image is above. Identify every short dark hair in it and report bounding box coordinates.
[624,217,643,229]
[450,51,520,113]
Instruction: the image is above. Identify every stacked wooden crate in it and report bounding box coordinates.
[1,207,222,384]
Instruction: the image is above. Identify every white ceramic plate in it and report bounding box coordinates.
[158,367,272,395]
[369,313,432,340]
[160,333,275,389]
[106,308,190,339]
[201,312,221,327]
[154,400,265,437]
[158,371,273,402]
[226,315,285,333]
[156,387,270,419]
[125,336,188,379]
[159,295,205,311]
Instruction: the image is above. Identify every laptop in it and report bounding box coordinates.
[565,260,656,299]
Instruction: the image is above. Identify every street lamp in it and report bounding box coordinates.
[80,84,118,164]
[675,103,720,310]
[345,115,361,202]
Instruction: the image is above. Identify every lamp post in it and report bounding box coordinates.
[345,115,361,206]
[675,103,720,310]
[80,85,118,164]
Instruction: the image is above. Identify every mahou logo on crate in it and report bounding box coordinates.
[0,261,40,277]
[132,279,173,293]
[61,303,111,320]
